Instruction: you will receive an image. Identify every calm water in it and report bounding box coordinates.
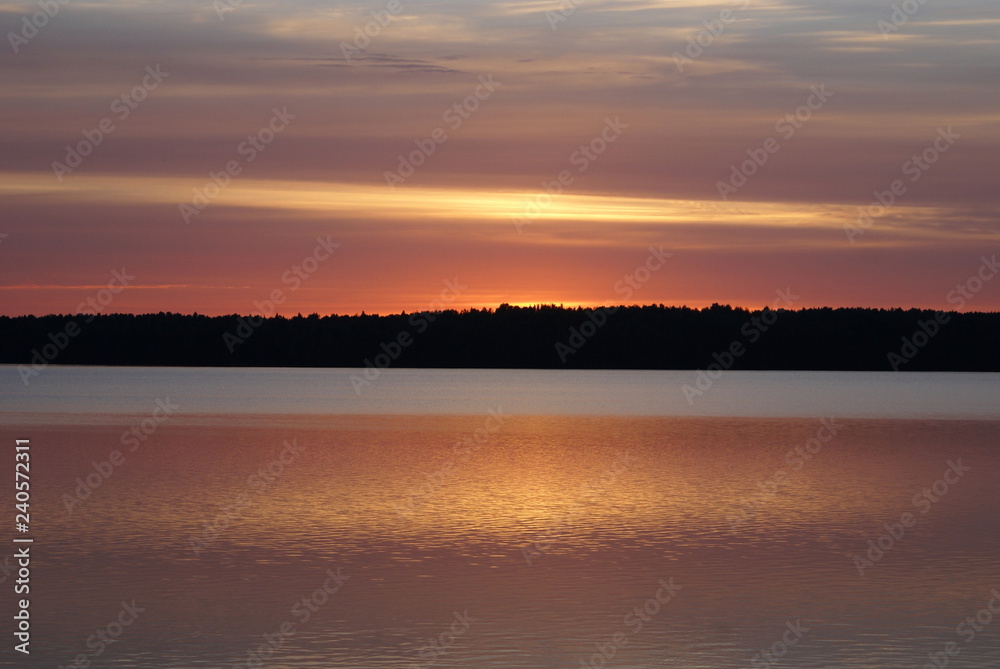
[3,366,1000,419]
[1,367,998,668]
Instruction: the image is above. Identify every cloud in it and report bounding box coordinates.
[2,0,998,315]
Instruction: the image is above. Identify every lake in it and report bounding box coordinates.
[1,366,998,668]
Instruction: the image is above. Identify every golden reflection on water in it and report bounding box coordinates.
[18,415,1000,668]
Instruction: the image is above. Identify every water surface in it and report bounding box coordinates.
[3,366,999,419]
[1,368,998,668]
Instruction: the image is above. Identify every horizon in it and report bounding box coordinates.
[5,300,1000,320]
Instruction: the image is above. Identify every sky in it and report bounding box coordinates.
[1,0,998,316]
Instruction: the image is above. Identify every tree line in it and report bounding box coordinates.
[1,304,998,371]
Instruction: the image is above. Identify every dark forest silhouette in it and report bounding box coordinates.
[2,304,998,371]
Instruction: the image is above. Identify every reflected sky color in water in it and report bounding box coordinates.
[4,400,999,667]
[3,366,1000,420]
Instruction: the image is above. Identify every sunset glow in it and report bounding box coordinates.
[2,0,997,316]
